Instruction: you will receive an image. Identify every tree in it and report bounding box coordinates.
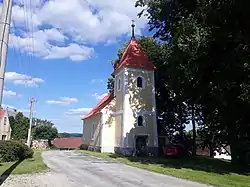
[10,112,29,140]
[59,132,71,138]
[32,124,58,143]
[9,112,59,144]
[136,0,250,166]
[34,118,54,126]
[8,116,15,135]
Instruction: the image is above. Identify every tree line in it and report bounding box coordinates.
[9,112,58,142]
[108,0,250,168]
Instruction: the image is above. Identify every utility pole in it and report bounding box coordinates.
[0,0,13,107]
[26,98,36,147]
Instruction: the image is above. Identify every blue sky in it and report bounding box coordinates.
[1,0,151,133]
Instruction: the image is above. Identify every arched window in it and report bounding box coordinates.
[91,124,95,138]
[137,77,143,88]
[117,78,121,91]
[137,116,143,127]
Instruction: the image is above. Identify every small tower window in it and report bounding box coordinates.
[4,117,7,125]
[137,77,143,88]
[117,78,121,91]
[137,116,143,127]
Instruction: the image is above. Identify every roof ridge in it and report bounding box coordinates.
[81,93,114,120]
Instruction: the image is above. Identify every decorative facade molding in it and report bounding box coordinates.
[114,68,125,97]
[125,110,155,116]
[151,71,158,147]
[126,67,153,73]
[122,68,129,147]
[117,78,121,92]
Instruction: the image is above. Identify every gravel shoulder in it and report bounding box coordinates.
[1,150,211,187]
[1,171,75,187]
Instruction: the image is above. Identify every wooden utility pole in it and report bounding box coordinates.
[26,98,36,147]
[0,0,13,107]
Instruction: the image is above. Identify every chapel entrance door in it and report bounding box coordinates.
[135,135,147,156]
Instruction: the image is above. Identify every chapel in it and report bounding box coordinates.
[81,22,159,156]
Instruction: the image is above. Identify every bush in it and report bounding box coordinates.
[0,140,34,162]
[79,144,89,150]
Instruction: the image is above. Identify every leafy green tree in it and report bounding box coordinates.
[59,132,71,138]
[10,112,29,140]
[32,124,58,143]
[10,112,59,144]
[136,0,250,166]
[8,116,15,136]
[34,118,54,126]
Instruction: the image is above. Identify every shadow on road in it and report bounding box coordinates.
[0,160,23,185]
[108,154,248,175]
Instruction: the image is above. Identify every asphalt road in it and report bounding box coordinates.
[42,150,211,187]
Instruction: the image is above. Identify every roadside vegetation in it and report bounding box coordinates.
[77,150,250,187]
[0,141,47,176]
[99,1,250,186]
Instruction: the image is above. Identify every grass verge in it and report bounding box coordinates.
[77,150,250,187]
[0,150,48,175]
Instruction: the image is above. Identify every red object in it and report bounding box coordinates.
[81,93,114,120]
[163,144,187,157]
[113,38,156,75]
[0,109,6,119]
[52,137,82,149]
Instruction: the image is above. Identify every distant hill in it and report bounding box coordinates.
[59,132,82,138]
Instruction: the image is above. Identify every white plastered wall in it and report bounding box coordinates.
[122,67,158,148]
[100,99,116,153]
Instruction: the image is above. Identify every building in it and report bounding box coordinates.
[81,25,159,156]
[0,109,13,140]
[52,137,82,150]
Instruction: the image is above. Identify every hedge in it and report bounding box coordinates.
[0,140,34,162]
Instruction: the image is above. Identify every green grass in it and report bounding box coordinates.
[0,150,48,175]
[77,150,250,187]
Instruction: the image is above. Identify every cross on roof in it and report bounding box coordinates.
[131,20,135,38]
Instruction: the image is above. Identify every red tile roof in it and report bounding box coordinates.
[52,137,82,149]
[113,38,156,74]
[81,93,114,120]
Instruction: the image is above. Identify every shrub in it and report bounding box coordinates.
[79,144,89,150]
[0,140,34,162]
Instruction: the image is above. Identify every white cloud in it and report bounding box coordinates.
[10,29,94,61]
[44,43,94,61]
[11,2,41,27]
[5,72,44,87]
[91,93,108,100]
[65,108,92,115]
[3,90,22,97]
[46,97,78,105]
[7,0,147,61]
